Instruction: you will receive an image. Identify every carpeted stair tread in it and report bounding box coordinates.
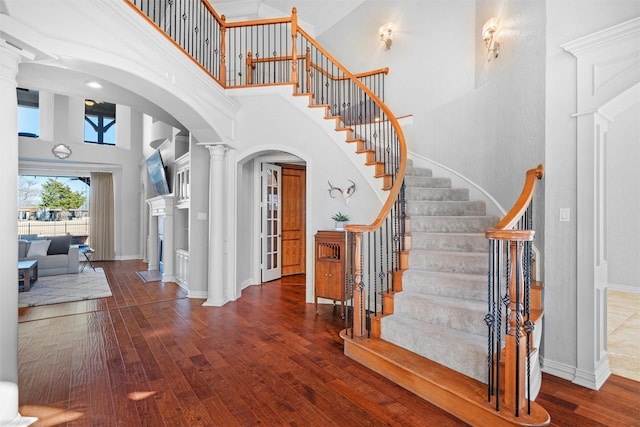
[407,200,487,216]
[410,215,498,233]
[393,292,487,335]
[409,249,488,275]
[411,232,488,252]
[380,314,487,382]
[402,270,486,302]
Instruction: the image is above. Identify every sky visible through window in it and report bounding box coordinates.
[18,106,39,137]
[19,175,90,210]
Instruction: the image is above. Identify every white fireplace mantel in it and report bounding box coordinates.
[147,194,175,216]
[147,194,175,282]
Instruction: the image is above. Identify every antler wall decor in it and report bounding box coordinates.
[328,180,357,204]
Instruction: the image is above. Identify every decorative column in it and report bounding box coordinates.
[202,144,229,306]
[575,111,611,389]
[0,46,37,426]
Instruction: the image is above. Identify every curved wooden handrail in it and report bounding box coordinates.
[484,229,535,241]
[296,26,407,234]
[487,164,544,233]
[309,63,390,80]
[123,0,225,87]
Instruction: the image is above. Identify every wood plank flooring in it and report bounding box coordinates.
[18,260,640,426]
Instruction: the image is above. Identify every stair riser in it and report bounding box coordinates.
[402,270,486,302]
[394,293,487,336]
[411,232,488,252]
[411,216,497,233]
[405,166,432,177]
[409,251,488,275]
[407,201,486,217]
[380,316,487,383]
[406,187,469,201]
[405,176,451,188]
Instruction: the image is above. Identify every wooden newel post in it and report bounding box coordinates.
[219,15,227,85]
[290,7,298,92]
[504,239,528,413]
[352,232,367,339]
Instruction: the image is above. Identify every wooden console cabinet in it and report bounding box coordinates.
[315,230,347,318]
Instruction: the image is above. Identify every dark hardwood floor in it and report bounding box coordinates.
[18,260,640,426]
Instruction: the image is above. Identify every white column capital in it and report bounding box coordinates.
[197,142,233,157]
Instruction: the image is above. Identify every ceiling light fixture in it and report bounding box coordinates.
[379,24,393,51]
[482,17,500,62]
[86,81,102,89]
[52,143,72,159]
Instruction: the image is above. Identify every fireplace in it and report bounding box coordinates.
[147,195,174,281]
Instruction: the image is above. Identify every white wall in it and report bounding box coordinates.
[317,0,546,210]
[230,92,383,301]
[606,103,640,290]
[545,0,640,372]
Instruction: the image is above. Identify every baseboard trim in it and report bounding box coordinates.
[573,359,611,391]
[540,358,576,381]
[187,290,208,299]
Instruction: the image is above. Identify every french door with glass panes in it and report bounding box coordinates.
[261,163,282,282]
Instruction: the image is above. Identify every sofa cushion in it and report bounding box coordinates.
[35,253,70,270]
[18,240,31,258]
[47,235,72,255]
[27,239,50,257]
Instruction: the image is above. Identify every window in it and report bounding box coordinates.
[84,100,116,145]
[18,175,90,239]
[17,88,39,138]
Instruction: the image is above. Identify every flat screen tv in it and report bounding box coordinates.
[146,150,170,196]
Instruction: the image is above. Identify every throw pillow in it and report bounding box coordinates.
[47,235,72,255]
[27,239,51,257]
[18,240,31,258]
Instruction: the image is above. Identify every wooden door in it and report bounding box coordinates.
[281,165,306,275]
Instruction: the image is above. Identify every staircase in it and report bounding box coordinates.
[381,161,497,383]
[125,2,548,423]
[379,161,545,397]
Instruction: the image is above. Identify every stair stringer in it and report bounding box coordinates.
[229,85,390,206]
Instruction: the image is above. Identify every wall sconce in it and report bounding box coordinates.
[52,144,72,159]
[379,24,393,50]
[482,17,500,62]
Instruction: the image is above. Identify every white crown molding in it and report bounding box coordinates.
[562,17,640,57]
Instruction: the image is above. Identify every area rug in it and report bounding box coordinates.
[18,268,112,307]
[136,270,162,283]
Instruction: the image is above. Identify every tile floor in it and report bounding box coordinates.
[607,289,640,382]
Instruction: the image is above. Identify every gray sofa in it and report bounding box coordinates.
[18,236,79,277]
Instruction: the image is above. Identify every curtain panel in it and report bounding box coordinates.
[89,172,115,260]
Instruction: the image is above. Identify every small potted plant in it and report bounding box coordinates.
[331,211,350,230]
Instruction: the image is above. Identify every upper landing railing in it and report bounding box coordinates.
[125,0,408,340]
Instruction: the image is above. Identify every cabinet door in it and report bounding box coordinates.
[316,260,343,301]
